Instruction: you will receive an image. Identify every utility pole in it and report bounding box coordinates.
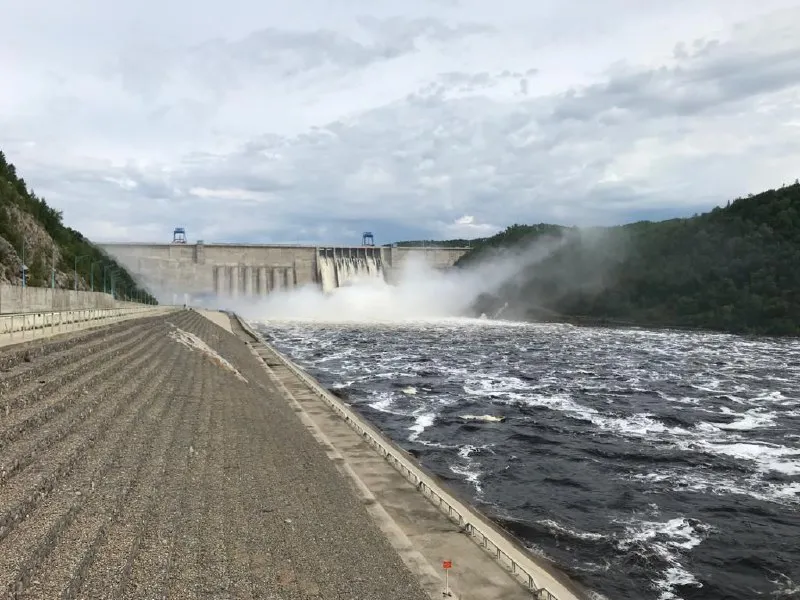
[51,243,56,289]
[74,255,88,290]
[103,265,111,294]
[91,260,103,292]
[20,241,27,288]
[109,271,117,299]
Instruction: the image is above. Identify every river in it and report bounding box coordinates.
[253,318,800,600]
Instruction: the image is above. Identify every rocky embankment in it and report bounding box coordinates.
[0,310,428,599]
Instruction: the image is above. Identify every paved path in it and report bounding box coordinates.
[0,310,429,599]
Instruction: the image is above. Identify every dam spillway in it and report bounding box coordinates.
[211,248,386,297]
[318,247,385,293]
[212,264,296,297]
[97,242,467,303]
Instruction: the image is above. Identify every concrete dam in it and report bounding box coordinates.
[98,242,469,303]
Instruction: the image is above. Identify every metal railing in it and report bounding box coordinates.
[0,306,167,340]
[235,315,565,600]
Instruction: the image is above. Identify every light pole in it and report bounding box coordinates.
[108,270,120,299]
[20,241,29,288]
[74,255,88,290]
[103,265,117,295]
[90,261,103,292]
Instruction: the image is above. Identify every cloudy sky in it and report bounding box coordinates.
[2,0,799,245]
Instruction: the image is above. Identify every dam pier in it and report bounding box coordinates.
[0,306,589,600]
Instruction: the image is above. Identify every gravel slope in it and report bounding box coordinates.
[0,310,430,600]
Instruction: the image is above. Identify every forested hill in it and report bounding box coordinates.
[459,183,800,336]
[0,151,155,302]
[386,239,480,247]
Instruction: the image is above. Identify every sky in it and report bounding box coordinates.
[2,0,800,246]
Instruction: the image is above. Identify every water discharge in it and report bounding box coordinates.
[229,250,526,322]
[317,253,385,292]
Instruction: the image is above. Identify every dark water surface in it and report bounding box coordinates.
[254,318,800,600]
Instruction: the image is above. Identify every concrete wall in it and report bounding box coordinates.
[0,283,143,314]
[98,242,470,302]
[383,246,470,284]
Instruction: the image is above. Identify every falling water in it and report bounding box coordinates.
[318,254,385,293]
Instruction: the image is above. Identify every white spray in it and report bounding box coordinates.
[221,238,562,324]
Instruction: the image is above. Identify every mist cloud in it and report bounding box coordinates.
[223,241,565,323]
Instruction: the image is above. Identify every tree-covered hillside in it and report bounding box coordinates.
[386,238,479,247]
[0,151,155,303]
[460,183,800,335]
[455,224,567,265]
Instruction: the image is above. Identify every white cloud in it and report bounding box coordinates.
[437,214,500,239]
[1,1,800,244]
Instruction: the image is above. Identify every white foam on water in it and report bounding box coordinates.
[367,392,403,415]
[537,519,606,542]
[659,566,700,600]
[769,573,800,597]
[587,412,693,438]
[712,408,777,431]
[503,391,599,418]
[614,517,711,600]
[463,374,533,395]
[472,383,796,482]
[330,380,354,389]
[689,441,800,476]
[629,470,800,507]
[408,411,436,442]
[460,414,505,422]
[416,438,460,450]
[502,391,697,439]
[751,390,791,405]
[450,444,487,494]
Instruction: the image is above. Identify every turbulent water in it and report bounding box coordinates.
[254,318,800,600]
[318,255,385,293]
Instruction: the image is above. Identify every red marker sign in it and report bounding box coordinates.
[442,560,453,596]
